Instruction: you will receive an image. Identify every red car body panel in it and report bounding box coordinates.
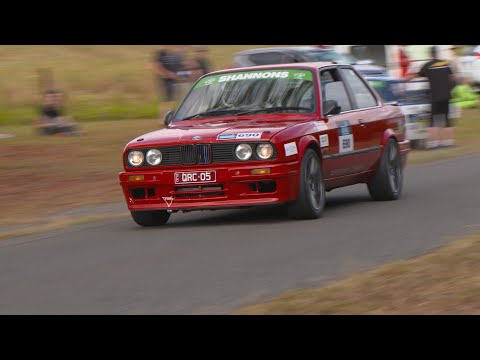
[119,63,410,212]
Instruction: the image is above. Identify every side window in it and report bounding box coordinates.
[248,52,285,65]
[340,68,378,109]
[320,69,353,114]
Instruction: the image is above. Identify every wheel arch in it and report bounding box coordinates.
[382,128,399,145]
[298,135,323,164]
[381,129,399,154]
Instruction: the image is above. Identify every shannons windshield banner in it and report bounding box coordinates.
[195,70,313,89]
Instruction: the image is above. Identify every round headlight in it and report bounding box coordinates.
[146,149,162,166]
[256,143,273,160]
[235,144,252,161]
[128,151,144,167]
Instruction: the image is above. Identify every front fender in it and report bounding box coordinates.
[298,135,321,160]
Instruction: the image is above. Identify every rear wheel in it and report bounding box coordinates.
[130,210,171,227]
[288,148,325,219]
[367,138,403,201]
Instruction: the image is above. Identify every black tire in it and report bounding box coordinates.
[367,138,403,201]
[288,148,326,220]
[130,210,171,227]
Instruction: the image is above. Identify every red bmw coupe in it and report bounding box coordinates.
[119,63,410,226]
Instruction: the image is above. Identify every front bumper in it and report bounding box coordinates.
[119,161,299,211]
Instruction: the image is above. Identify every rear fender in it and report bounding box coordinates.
[380,128,410,167]
[381,128,397,153]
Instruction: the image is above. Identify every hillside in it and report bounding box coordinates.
[0,45,267,124]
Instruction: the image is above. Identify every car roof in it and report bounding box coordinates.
[207,62,345,75]
[235,46,332,55]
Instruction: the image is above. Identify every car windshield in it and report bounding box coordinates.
[173,69,316,122]
[305,50,358,64]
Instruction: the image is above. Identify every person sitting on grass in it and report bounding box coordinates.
[33,90,78,136]
[450,76,479,109]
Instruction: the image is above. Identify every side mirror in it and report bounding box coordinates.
[164,110,174,127]
[323,100,341,116]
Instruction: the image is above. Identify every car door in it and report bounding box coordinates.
[318,67,370,179]
[338,66,385,170]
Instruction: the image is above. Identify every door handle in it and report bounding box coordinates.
[359,119,366,127]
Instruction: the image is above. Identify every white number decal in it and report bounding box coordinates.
[339,134,354,153]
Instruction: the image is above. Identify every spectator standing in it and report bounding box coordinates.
[151,46,184,101]
[191,46,211,80]
[448,45,464,81]
[398,45,411,79]
[174,45,197,101]
[411,46,456,149]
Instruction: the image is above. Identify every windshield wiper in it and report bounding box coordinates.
[182,108,246,120]
[237,106,313,115]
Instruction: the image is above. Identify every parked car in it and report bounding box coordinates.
[366,76,461,149]
[233,46,388,77]
[119,62,410,226]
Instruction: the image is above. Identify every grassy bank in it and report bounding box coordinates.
[0,45,268,125]
[0,108,479,235]
[0,119,159,226]
[235,232,480,314]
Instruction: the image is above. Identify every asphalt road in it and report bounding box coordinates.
[1,153,480,314]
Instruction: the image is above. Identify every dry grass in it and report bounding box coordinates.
[0,119,159,226]
[0,50,478,237]
[407,108,480,165]
[235,232,480,314]
[0,213,127,241]
[0,108,479,231]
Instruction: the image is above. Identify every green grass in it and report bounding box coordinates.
[0,102,162,125]
[0,45,274,125]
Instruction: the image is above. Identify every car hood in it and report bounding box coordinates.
[127,115,316,149]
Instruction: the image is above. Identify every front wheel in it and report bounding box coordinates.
[288,148,325,220]
[130,210,171,227]
[367,138,403,201]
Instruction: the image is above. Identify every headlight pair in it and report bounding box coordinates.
[235,143,274,161]
[128,149,162,167]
